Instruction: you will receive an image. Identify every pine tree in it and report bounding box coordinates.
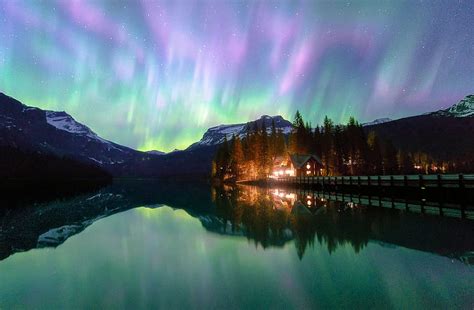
[275,128,286,157]
[322,116,334,175]
[269,119,277,160]
[382,139,398,175]
[398,150,414,174]
[366,131,383,175]
[231,135,244,179]
[259,124,270,177]
[333,125,345,175]
[216,135,230,179]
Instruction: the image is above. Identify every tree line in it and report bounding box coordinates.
[212,111,463,181]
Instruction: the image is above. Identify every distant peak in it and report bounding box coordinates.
[362,118,392,127]
[259,115,283,120]
[187,115,292,150]
[146,150,166,155]
[431,94,474,117]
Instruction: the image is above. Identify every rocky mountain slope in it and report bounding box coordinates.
[362,118,392,127]
[187,115,292,150]
[0,92,146,170]
[429,94,474,117]
[2,91,473,177]
[364,94,474,162]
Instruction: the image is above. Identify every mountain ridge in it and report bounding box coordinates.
[0,92,145,169]
[428,94,474,117]
[187,115,293,150]
[1,91,473,177]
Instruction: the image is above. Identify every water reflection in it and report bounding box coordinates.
[0,180,473,265]
[1,180,474,308]
[211,185,474,263]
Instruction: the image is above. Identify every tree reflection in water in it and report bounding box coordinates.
[212,185,373,259]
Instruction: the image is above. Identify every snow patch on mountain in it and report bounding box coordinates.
[46,111,90,135]
[188,115,293,149]
[45,111,126,154]
[37,225,83,247]
[362,118,392,126]
[444,94,474,117]
[430,94,474,117]
[147,150,166,155]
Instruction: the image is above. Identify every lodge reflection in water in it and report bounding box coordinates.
[212,185,376,258]
[211,185,474,263]
[1,180,472,265]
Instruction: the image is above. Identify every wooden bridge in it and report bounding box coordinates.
[269,174,474,219]
[271,174,474,189]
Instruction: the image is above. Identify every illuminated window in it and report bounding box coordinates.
[306,163,310,169]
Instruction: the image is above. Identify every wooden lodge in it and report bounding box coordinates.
[272,153,324,178]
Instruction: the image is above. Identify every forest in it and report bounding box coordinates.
[212,111,465,181]
[0,146,112,206]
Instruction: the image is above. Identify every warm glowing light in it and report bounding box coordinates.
[306,163,311,169]
[307,200,312,206]
[273,169,296,176]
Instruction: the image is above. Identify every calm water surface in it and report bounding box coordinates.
[0,180,473,309]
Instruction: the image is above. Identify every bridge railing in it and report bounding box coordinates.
[270,174,474,189]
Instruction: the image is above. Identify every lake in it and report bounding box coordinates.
[0,180,473,308]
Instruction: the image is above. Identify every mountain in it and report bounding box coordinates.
[188,115,293,150]
[364,94,474,163]
[146,150,166,155]
[0,92,147,171]
[2,90,473,178]
[429,94,474,117]
[362,118,392,127]
[0,92,295,177]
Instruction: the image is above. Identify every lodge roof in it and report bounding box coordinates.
[289,154,323,168]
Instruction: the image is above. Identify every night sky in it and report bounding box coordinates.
[1,1,473,152]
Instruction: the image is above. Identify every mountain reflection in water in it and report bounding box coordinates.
[1,180,472,265]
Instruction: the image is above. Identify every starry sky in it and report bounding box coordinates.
[1,1,473,152]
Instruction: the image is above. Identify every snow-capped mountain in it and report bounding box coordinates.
[0,92,144,169]
[2,90,473,178]
[187,115,293,149]
[430,94,474,117]
[362,118,392,127]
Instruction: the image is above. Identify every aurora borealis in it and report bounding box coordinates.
[1,1,473,152]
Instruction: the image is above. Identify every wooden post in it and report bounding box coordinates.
[419,174,425,214]
[438,174,443,216]
[367,175,372,206]
[378,176,382,205]
[404,175,409,211]
[390,175,395,209]
[459,174,466,219]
